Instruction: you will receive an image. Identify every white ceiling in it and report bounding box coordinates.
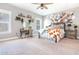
[11,3,79,16]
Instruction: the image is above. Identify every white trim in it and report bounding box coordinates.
[0,36,18,42]
[0,9,11,14]
[35,18,42,31]
[0,9,11,34]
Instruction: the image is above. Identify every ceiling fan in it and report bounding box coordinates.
[32,3,53,9]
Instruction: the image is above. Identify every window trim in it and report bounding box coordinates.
[0,9,11,34]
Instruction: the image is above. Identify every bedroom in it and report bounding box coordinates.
[0,3,79,55]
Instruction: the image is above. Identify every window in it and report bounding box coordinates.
[36,20,40,30]
[0,9,11,34]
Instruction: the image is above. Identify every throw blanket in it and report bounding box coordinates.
[48,27,64,43]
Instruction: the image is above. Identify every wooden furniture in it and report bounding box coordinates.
[28,27,33,37]
[64,24,77,39]
[65,29,77,39]
[20,28,29,38]
[20,28,32,38]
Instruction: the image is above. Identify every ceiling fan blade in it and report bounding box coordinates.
[32,3,53,5]
[37,6,41,9]
[32,3,41,5]
[44,3,53,5]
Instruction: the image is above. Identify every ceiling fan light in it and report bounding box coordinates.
[41,7,44,9]
[33,3,52,9]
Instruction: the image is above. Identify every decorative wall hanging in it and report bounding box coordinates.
[51,12,74,24]
[15,13,25,23]
[15,13,33,23]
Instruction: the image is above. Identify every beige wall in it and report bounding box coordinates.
[0,3,42,39]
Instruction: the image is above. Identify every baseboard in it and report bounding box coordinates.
[0,36,18,42]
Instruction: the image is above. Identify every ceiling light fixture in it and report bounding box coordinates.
[32,3,53,9]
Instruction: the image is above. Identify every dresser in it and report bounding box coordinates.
[64,23,77,39]
[65,29,77,39]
